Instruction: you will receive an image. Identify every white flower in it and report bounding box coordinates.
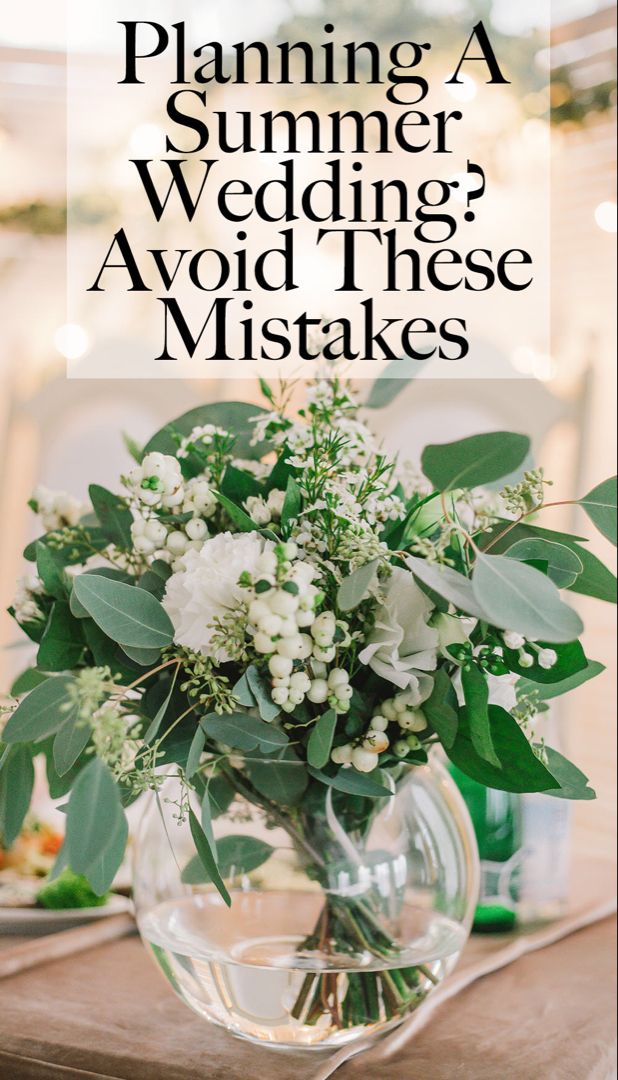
[13,575,45,624]
[245,496,272,526]
[162,531,272,662]
[177,424,227,459]
[128,452,184,509]
[538,648,558,670]
[32,486,89,532]
[358,568,439,692]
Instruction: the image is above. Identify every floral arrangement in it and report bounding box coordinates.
[1,379,615,1027]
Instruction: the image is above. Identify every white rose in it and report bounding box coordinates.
[162,531,272,662]
[358,567,439,693]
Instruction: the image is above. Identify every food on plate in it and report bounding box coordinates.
[36,868,110,910]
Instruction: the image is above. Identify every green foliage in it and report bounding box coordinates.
[24,526,108,565]
[337,560,379,613]
[53,713,91,777]
[246,748,308,805]
[36,868,109,910]
[423,668,458,748]
[281,476,302,531]
[307,709,337,769]
[37,603,86,672]
[447,706,558,793]
[518,659,605,701]
[541,748,596,801]
[307,765,393,798]
[72,574,174,649]
[421,432,530,491]
[64,758,127,895]
[0,746,34,846]
[10,668,50,697]
[503,640,589,684]
[202,712,288,754]
[578,477,617,546]
[188,808,231,906]
[472,554,583,643]
[182,835,274,884]
[89,485,134,548]
[143,402,270,461]
[35,543,70,600]
[406,556,487,619]
[505,538,583,588]
[461,665,499,768]
[3,676,78,744]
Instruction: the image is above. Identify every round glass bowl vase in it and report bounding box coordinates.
[134,759,479,1051]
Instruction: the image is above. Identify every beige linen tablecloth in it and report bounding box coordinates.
[0,865,615,1080]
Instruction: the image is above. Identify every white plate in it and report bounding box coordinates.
[0,894,132,935]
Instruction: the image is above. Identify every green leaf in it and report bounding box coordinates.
[503,639,589,684]
[65,758,123,878]
[337,559,379,613]
[72,574,174,649]
[447,705,558,793]
[481,522,616,605]
[70,568,135,619]
[144,403,270,461]
[518,659,605,701]
[89,485,134,548]
[220,464,262,503]
[35,543,69,600]
[214,490,276,537]
[406,556,488,619]
[307,766,393,798]
[182,836,274,884]
[246,748,308,805]
[120,644,162,667]
[186,726,206,780]
[37,603,85,672]
[202,712,288,754]
[53,715,91,776]
[542,747,596,801]
[364,356,429,408]
[578,477,617,546]
[3,675,77,743]
[307,709,337,769]
[0,746,34,846]
[505,538,583,588]
[10,668,50,697]
[461,665,500,768]
[24,526,108,565]
[122,431,143,464]
[246,667,281,723]
[472,553,583,643]
[143,669,179,743]
[423,668,458,748]
[421,432,530,491]
[83,810,128,895]
[231,671,257,708]
[205,775,236,818]
[188,808,231,906]
[281,476,302,530]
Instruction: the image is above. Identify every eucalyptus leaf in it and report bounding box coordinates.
[364,356,430,408]
[144,402,270,461]
[307,709,337,770]
[53,715,91,776]
[461,665,500,768]
[10,668,50,697]
[542,747,596,801]
[2,675,77,743]
[337,560,379,613]
[182,836,275,884]
[307,766,393,798]
[578,477,617,546]
[120,644,162,667]
[35,543,69,600]
[72,574,174,649]
[65,758,123,877]
[232,670,257,708]
[83,810,128,896]
[421,432,530,491]
[89,485,134,548]
[188,808,231,906]
[24,526,108,565]
[246,748,308,805]
[186,726,206,780]
[423,667,458,748]
[143,668,179,743]
[246,667,281,722]
[0,746,34,846]
[202,712,288,754]
[506,538,583,588]
[205,775,236,818]
[406,556,488,619]
[37,602,86,672]
[503,640,589,684]
[472,554,583,643]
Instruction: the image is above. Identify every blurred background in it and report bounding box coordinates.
[0,0,616,863]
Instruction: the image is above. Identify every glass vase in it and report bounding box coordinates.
[133,758,479,1050]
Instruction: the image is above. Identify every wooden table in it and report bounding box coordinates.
[0,913,615,1080]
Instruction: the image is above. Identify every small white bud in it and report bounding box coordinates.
[268,590,299,617]
[313,644,336,663]
[253,632,274,654]
[393,739,409,758]
[144,519,168,545]
[166,530,189,556]
[370,714,388,732]
[381,700,397,721]
[259,614,283,637]
[518,651,535,669]
[271,687,289,706]
[307,679,329,704]
[249,599,271,624]
[398,708,427,733]
[351,747,379,773]
[269,654,294,679]
[276,636,306,660]
[331,744,354,765]
[185,518,208,542]
[363,730,389,753]
[503,631,526,650]
[327,668,349,690]
[538,648,558,670]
